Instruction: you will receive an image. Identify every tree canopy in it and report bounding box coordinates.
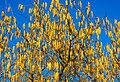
[0,0,120,82]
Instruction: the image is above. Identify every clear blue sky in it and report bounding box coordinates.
[0,0,120,20]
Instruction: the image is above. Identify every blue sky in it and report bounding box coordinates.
[0,0,120,20]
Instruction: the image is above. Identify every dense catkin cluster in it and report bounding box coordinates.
[0,0,120,82]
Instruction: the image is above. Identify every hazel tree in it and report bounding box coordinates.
[0,0,120,82]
